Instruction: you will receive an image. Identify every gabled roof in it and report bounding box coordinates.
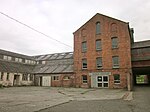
[73,13,129,34]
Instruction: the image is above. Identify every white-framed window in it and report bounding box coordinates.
[3,55,7,60]
[19,58,22,62]
[82,59,87,69]
[96,57,102,69]
[15,58,19,62]
[82,75,88,83]
[52,76,59,81]
[63,76,70,80]
[112,56,119,68]
[114,74,120,84]
[15,58,22,62]
[3,55,12,61]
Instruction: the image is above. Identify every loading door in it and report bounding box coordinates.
[42,76,51,86]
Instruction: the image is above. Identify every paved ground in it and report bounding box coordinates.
[0,87,128,112]
[38,86,150,112]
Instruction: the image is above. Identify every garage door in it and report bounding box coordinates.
[42,76,51,86]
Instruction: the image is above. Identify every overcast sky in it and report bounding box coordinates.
[0,0,150,56]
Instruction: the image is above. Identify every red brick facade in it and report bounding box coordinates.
[51,74,74,87]
[73,13,133,90]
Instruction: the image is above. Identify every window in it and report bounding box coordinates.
[42,61,46,64]
[63,76,70,80]
[15,58,22,62]
[96,40,102,51]
[30,74,33,81]
[96,57,102,69]
[112,56,119,68]
[111,23,117,32]
[3,55,12,61]
[25,60,32,64]
[3,55,7,60]
[19,58,22,62]
[0,72,4,81]
[6,73,9,81]
[112,37,118,49]
[82,41,87,52]
[82,59,87,69]
[22,74,28,81]
[96,22,101,34]
[15,58,18,62]
[53,76,59,81]
[8,56,12,61]
[82,75,88,83]
[114,74,120,84]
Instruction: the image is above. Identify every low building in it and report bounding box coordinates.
[33,52,74,87]
[0,49,35,86]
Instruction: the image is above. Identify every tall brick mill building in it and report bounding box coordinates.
[0,13,150,91]
[74,13,133,90]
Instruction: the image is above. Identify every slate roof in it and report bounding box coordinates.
[0,60,35,73]
[132,40,150,49]
[0,49,73,74]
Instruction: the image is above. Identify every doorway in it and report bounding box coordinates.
[13,75,20,86]
[97,75,109,88]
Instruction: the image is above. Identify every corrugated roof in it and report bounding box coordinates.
[32,58,73,74]
[34,52,73,61]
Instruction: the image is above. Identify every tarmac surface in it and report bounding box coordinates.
[38,86,150,112]
[0,87,129,112]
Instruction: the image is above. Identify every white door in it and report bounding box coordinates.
[42,76,51,86]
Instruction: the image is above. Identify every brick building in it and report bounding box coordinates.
[0,13,149,90]
[73,13,133,90]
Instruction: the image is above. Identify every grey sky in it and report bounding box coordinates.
[0,0,150,55]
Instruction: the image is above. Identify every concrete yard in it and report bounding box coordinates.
[0,87,129,112]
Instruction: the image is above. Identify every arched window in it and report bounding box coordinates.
[96,22,100,34]
[111,23,117,32]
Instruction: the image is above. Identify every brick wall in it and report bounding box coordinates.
[74,13,132,89]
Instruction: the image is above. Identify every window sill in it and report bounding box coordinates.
[97,67,103,70]
[96,33,101,35]
[112,47,119,50]
[114,83,120,85]
[82,83,88,84]
[96,49,102,52]
[113,66,119,69]
[82,68,88,70]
